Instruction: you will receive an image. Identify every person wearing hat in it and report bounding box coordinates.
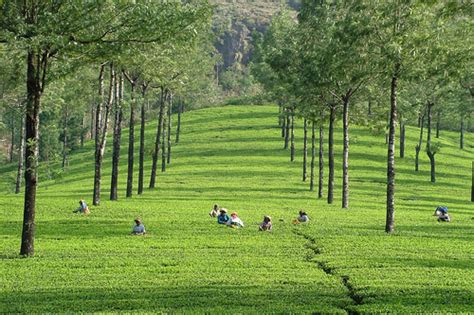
[259,215,272,231]
[132,217,146,235]
[226,212,244,228]
[217,208,230,224]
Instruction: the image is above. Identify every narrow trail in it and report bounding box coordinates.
[293,229,364,315]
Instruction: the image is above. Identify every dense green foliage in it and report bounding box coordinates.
[1,105,472,313]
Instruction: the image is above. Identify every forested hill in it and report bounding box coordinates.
[211,0,300,69]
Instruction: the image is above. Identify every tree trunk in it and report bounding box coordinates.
[426,102,436,183]
[126,79,136,198]
[175,100,182,144]
[149,87,166,188]
[310,121,315,191]
[399,119,405,158]
[10,115,15,163]
[80,113,85,147]
[281,107,287,138]
[342,96,349,209]
[284,109,290,149]
[90,104,95,140]
[15,116,25,194]
[368,98,372,116]
[328,104,335,204]
[460,116,464,149]
[93,63,114,206]
[161,94,168,173]
[290,108,295,162]
[436,110,440,138]
[385,66,399,234]
[20,49,46,256]
[167,93,172,164]
[415,112,425,172]
[303,118,308,181]
[61,109,68,169]
[110,72,123,200]
[138,83,148,195]
[318,124,324,199]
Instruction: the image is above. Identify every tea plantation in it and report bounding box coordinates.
[1,105,473,314]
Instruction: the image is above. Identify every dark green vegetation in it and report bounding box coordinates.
[1,105,472,313]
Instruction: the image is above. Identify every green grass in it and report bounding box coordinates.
[1,105,473,314]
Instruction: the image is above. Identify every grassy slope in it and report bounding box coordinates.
[0,105,473,314]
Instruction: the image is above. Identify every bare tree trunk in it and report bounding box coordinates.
[10,115,15,163]
[15,116,25,194]
[415,112,425,172]
[175,100,182,144]
[80,113,86,147]
[318,124,324,199]
[386,65,399,234]
[284,109,290,149]
[436,110,440,138]
[303,118,308,181]
[290,108,295,162]
[92,64,106,206]
[21,49,47,256]
[93,63,114,206]
[125,75,137,198]
[61,108,68,169]
[281,107,287,138]
[426,102,436,183]
[399,118,405,158]
[167,93,172,164]
[161,94,168,173]
[342,96,349,209]
[138,83,148,195]
[310,121,315,191]
[110,73,123,200]
[460,116,464,149]
[149,87,166,188]
[328,104,336,204]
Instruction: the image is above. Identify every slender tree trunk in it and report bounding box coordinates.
[310,121,315,191]
[93,63,114,206]
[149,88,166,188]
[460,116,464,149]
[278,103,283,127]
[385,66,399,234]
[80,113,85,147]
[290,109,295,162]
[61,109,68,169]
[436,110,440,138]
[342,96,350,209]
[161,94,168,172]
[426,102,436,183]
[284,109,290,149]
[110,73,123,200]
[15,116,25,194]
[318,124,324,199]
[281,107,287,138]
[328,104,335,204]
[138,83,148,195]
[303,118,308,181]
[399,119,405,158]
[167,93,172,164]
[21,49,46,256]
[126,80,136,198]
[368,98,372,116]
[175,100,182,144]
[10,115,15,163]
[415,112,425,172]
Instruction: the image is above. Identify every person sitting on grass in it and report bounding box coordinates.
[293,210,309,224]
[227,212,244,228]
[217,208,230,224]
[73,200,90,215]
[259,215,272,231]
[132,217,146,235]
[209,204,220,218]
[434,206,450,222]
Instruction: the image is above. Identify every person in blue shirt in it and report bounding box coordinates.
[132,217,146,235]
[434,206,450,222]
[73,200,89,214]
[217,208,229,224]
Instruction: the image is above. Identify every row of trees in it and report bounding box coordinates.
[253,1,473,232]
[0,1,216,256]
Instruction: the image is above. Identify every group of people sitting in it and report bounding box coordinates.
[209,204,310,231]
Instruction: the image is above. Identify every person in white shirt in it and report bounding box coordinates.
[226,212,244,228]
[132,217,146,235]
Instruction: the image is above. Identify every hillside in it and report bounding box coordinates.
[0,105,473,313]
